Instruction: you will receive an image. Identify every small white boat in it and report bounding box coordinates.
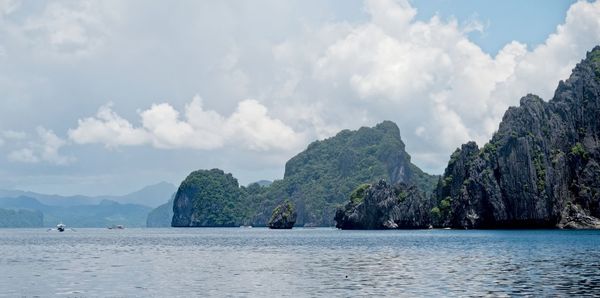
[47,223,74,232]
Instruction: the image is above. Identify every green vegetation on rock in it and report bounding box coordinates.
[247,121,438,226]
[350,184,370,205]
[267,200,297,229]
[434,45,600,229]
[171,121,438,227]
[570,142,588,159]
[171,169,250,227]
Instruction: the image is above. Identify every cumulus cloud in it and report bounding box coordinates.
[69,95,305,152]
[8,148,38,163]
[226,99,303,151]
[2,130,27,140]
[140,97,225,150]
[68,102,150,148]
[269,0,600,172]
[2,0,600,192]
[1,0,118,57]
[0,0,20,16]
[6,127,74,165]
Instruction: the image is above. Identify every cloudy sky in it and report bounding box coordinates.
[1,0,599,196]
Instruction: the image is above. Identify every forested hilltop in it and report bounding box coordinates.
[170,121,438,227]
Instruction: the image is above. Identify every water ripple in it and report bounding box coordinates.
[0,228,599,297]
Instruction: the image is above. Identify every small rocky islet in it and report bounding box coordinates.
[163,46,600,230]
[267,200,297,229]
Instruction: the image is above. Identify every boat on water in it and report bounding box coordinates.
[47,223,74,232]
[107,225,125,230]
[239,225,253,228]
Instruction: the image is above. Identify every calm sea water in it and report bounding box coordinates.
[1,228,599,297]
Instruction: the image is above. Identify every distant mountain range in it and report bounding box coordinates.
[0,181,176,208]
[0,182,176,228]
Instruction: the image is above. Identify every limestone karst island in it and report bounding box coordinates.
[2,1,600,296]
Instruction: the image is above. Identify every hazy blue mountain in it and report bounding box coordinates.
[0,181,176,208]
[0,196,151,228]
[250,180,273,187]
[118,182,177,207]
[146,195,175,228]
[0,190,99,206]
[0,208,43,228]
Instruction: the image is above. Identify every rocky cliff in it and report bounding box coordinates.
[249,121,438,226]
[335,180,432,229]
[435,46,600,229]
[170,121,438,227]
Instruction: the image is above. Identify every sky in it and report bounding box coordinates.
[0,0,599,196]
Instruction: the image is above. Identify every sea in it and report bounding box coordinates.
[1,228,599,297]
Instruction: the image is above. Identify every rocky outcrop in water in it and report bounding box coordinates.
[435,46,600,229]
[170,122,438,227]
[335,180,431,229]
[267,200,297,229]
[171,169,248,227]
[250,121,438,227]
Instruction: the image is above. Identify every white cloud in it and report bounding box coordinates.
[8,148,38,163]
[6,127,74,165]
[0,0,20,16]
[69,95,305,152]
[269,0,600,172]
[3,0,119,57]
[69,102,150,148]
[2,130,27,140]
[140,96,225,150]
[225,99,304,151]
[36,127,75,165]
[2,0,600,188]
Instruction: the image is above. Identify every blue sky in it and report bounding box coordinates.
[0,0,598,196]
[413,0,578,54]
[318,0,579,53]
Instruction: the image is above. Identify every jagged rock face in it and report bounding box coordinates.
[436,46,600,229]
[267,201,297,229]
[260,120,438,227]
[558,203,600,229]
[335,180,432,229]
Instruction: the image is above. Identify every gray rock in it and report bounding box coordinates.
[435,46,600,229]
[268,200,297,229]
[558,204,600,229]
[335,180,432,229]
